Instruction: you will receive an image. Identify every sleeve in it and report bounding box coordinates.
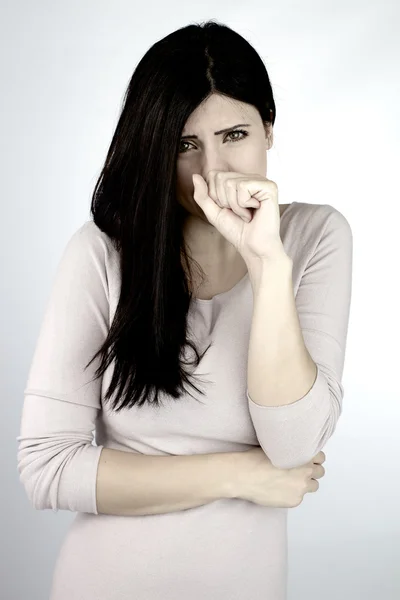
[247,207,353,469]
[16,222,110,513]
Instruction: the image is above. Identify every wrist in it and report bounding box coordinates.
[219,451,244,500]
[246,254,293,294]
[211,452,239,500]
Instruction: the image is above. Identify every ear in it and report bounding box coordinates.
[264,122,273,150]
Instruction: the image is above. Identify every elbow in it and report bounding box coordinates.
[252,372,343,470]
[17,454,60,512]
[18,476,56,512]
[17,436,101,513]
[259,413,340,470]
[266,447,326,470]
[17,438,76,511]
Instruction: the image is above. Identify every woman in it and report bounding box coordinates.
[17,20,352,600]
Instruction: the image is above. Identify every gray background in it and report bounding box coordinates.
[2,0,399,598]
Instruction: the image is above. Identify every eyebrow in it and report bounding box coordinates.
[181,123,251,140]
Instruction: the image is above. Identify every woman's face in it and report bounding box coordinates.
[176,93,273,223]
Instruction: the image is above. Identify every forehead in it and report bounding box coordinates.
[182,94,257,134]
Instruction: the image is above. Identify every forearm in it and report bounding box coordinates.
[246,257,317,408]
[96,447,237,516]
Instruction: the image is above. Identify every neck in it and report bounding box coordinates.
[182,214,240,266]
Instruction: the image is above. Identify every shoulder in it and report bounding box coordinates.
[62,220,119,269]
[289,201,351,234]
[57,220,120,295]
[284,201,352,245]
[282,202,353,268]
[67,220,116,254]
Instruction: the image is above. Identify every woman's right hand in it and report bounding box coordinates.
[233,447,326,508]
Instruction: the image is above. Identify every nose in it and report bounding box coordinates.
[198,150,230,182]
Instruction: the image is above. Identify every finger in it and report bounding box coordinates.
[215,171,228,208]
[313,451,326,464]
[234,178,261,210]
[208,171,245,208]
[247,199,261,209]
[207,171,224,208]
[226,179,252,221]
[308,479,320,493]
[312,464,325,479]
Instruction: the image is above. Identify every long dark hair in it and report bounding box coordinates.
[85,19,276,412]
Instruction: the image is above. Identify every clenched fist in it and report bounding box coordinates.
[232,447,326,509]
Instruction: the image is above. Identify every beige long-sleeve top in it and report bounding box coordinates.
[17,201,353,600]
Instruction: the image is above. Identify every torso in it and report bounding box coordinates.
[190,203,290,301]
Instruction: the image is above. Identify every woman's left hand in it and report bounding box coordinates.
[192,171,290,264]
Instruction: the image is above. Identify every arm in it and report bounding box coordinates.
[247,256,316,408]
[16,221,238,515]
[245,206,353,469]
[96,446,236,516]
[17,394,237,515]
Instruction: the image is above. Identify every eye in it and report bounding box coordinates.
[179,129,249,153]
[225,129,249,143]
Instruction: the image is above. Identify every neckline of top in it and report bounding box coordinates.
[192,201,298,304]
